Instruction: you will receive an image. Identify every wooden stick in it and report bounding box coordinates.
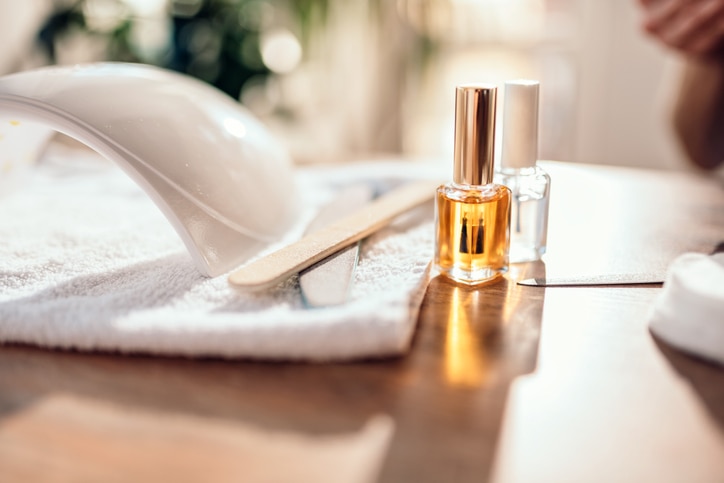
[228,179,440,291]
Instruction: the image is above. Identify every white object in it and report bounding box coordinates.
[501,79,539,171]
[496,80,550,263]
[0,155,434,360]
[648,252,724,365]
[0,62,297,276]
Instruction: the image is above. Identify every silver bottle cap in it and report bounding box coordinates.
[453,84,497,186]
[501,80,539,170]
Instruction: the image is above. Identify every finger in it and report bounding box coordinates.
[687,13,724,54]
[642,0,688,32]
[639,0,676,8]
[667,0,724,52]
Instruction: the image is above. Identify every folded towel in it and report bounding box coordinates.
[0,149,438,361]
[648,252,724,365]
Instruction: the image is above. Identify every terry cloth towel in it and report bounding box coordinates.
[648,252,724,365]
[0,149,440,361]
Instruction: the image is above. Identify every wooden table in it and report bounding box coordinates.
[1,162,723,482]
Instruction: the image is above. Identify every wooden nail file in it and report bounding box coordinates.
[228,179,440,291]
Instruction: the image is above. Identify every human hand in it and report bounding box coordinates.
[639,0,724,56]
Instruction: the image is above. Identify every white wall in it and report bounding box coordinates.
[398,0,691,171]
[573,0,688,170]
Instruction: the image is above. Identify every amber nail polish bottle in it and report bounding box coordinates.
[434,84,511,284]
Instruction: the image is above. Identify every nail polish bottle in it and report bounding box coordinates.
[434,84,511,285]
[496,80,550,263]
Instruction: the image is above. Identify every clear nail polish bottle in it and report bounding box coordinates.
[496,80,550,263]
[434,84,511,285]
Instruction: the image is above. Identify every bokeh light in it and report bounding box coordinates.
[260,28,302,74]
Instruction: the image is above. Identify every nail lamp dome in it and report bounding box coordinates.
[0,63,298,277]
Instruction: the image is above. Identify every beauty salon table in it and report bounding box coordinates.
[0,161,723,482]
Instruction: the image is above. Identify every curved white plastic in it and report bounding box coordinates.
[0,62,298,276]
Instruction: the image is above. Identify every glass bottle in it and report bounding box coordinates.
[435,85,511,285]
[496,80,550,263]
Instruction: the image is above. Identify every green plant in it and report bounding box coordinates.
[38,0,329,99]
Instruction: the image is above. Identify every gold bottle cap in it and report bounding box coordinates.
[453,84,497,186]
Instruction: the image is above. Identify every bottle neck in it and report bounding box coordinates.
[498,165,539,176]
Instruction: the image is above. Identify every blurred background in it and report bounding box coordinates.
[0,0,691,170]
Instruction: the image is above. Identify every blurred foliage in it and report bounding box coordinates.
[37,0,329,99]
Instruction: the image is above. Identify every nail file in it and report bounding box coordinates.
[228,179,440,291]
[299,184,375,307]
[518,242,724,287]
[517,273,665,287]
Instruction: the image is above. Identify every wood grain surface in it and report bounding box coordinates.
[0,161,722,482]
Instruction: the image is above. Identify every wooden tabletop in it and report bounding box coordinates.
[1,161,723,483]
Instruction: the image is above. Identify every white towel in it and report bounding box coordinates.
[648,252,724,365]
[0,149,439,361]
